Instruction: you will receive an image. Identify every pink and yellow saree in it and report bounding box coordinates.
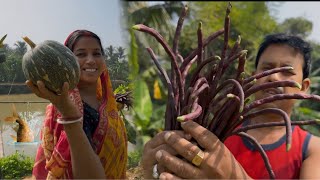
[32,69,127,179]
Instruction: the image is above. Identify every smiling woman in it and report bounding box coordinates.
[30,30,127,179]
[72,36,106,92]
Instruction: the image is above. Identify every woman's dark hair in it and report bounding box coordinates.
[255,33,312,79]
[64,30,105,55]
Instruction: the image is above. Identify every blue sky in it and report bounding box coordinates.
[1,1,320,49]
[0,0,125,48]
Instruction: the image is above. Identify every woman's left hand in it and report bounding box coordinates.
[155,121,251,179]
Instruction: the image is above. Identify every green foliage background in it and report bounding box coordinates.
[0,152,34,179]
[122,2,320,168]
[0,42,129,94]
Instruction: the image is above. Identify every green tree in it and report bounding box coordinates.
[179,2,278,73]
[276,17,313,38]
[14,41,27,56]
[105,45,130,88]
[0,42,26,84]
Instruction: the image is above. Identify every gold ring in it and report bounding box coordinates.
[192,150,205,167]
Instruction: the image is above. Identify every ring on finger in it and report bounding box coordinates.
[192,150,205,167]
[152,164,159,179]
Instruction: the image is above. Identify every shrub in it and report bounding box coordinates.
[0,151,34,179]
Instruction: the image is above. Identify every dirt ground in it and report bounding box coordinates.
[126,165,145,180]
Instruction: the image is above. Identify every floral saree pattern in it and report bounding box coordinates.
[32,69,128,179]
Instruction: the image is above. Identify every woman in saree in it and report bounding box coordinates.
[29,30,127,179]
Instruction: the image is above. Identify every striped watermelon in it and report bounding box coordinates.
[22,37,80,94]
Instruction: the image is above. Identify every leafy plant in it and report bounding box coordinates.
[127,150,142,169]
[114,84,131,94]
[113,84,137,145]
[105,45,130,88]
[292,104,320,137]
[0,151,34,179]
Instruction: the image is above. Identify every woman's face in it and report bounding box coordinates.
[72,36,105,86]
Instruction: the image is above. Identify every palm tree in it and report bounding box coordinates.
[117,46,126,61]
[14,41,27,56]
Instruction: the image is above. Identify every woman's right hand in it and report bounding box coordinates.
[26,80,81,118]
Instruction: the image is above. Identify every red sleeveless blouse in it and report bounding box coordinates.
[224,126,311,179]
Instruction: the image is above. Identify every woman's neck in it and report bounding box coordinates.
[78,83,100,110]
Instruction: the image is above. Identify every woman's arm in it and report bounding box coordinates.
[27,80,105,179]
[63,121,105,179]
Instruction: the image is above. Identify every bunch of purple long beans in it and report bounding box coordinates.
[132,2,320,179]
